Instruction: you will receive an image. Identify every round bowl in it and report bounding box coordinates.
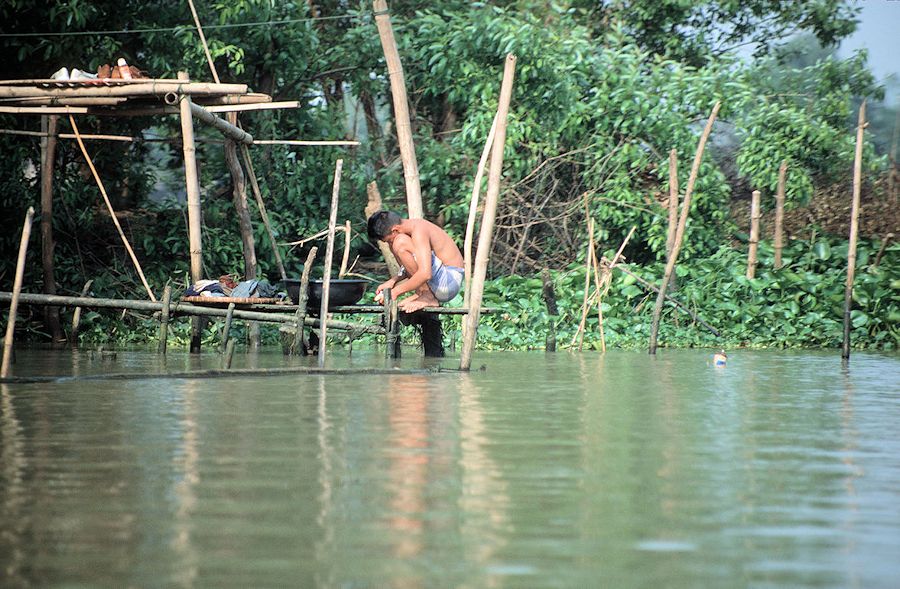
[282,278,368,309]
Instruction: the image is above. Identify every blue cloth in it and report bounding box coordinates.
[427,253,463,303]
[231,280,258,298]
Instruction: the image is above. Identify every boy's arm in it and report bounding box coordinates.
[389,233,433,298]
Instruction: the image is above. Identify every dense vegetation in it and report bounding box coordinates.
[1,0,897,351]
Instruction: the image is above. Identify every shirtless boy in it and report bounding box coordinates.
[367,210,465,312]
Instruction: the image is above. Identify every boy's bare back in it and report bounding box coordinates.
[404,218,464,268]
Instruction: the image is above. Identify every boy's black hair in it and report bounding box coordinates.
[367,210,402,243]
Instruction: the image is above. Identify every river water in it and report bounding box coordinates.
[1,348,898,587]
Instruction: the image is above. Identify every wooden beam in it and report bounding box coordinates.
[0,81,249,99]
[189,102,253,144]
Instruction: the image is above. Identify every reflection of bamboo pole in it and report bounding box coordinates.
[373,0,422,219]
[747,190,761,279]
[69,115,156,302]
[460,54,516,371]
[239,144,287,280]
[1,208,34,378]
[843,100,866,359]
[464,113,499,309]
[774,160,787,268]
[318,159,343,367]
[649,101,720,355]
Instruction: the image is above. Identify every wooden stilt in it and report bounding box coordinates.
[541,268,558,352]
[318,160,343,367]
[291,247,318,355]
[221,303,236,354]
[40,114,63,343]
[666,148,679,259]
[649,102,720,355]
[460,54,516,371]
[383,289,401,359]
[373,0,423,218]
[843,100,867,359]
[774,161,787,269]
[2,208,35,379]
[179,71,204,353]
[747,190,761,279]
[70,279,93,348]
[157,285,172,355]
[223,339,236,369]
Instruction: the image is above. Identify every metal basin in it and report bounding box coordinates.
[282,279,368,309]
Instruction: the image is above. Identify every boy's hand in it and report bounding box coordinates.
[374,278,396,304]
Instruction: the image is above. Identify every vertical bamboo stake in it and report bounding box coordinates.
[157,284,171,355]
[666,148,679,259]
[649,101,721,355]
[69,116,156,302]
[318,159,343,367]
[573,218,594,351]
[339,221,352,277]
[220,302,236,354]
[460,54,516,371]
[774,160,787,269]
[40,114,63,342]
[747,190,761,279]
[843,100,866,359]
[179,71,204,353]
[589,229,606,353]
[373,0,423,219]
[291,247,318,355]
[464,112,499,309]
[541,268,558,352]
[2,208,34,379]
[70,279,93,347]
[240,144,287,280]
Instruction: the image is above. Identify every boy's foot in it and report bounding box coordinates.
[399,293,439,312]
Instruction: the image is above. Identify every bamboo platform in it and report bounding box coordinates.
[181,296,280,305]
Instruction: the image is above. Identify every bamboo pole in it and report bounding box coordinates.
[0,81,249,99]
[187,0,221,84]
[747,190,761,279]
[0,292,384,333]
[68,116,156,302]
[648,101,720,355]
[1,208,34,379]
[573,218,595,351]
[460,54,516,371]
[464,112,499,312]
[189,102,253,144]
[843,100,867,359]
[774,160,787,269]
[666,148,679,258]
[70,279,93,347]
[373,0,423,219]
[239,143,287,281]
[220,303,235,354]
[253,139,360,146]
[318,159,343,367]
[291,247,318,355]
[339,221,352,277]
[157,285,171,355]
[541,268,558,352]
[40,114,63,342]
[179,72,204,287]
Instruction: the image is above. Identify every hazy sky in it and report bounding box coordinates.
[838,0,900,85]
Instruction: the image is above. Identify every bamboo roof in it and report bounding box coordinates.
[0,77,272,116]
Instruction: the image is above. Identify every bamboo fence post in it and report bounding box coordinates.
[68,116,156,302]
[649,101,721,355]
[239,144,287,281]
[40,114,63,342]
[157,285,172,355]
[225,112,259,349]
[318,160,343,367]
[187,0,221,84]
[70,279,93,347]
[774,160,787,269]
[666,148,679,259]
[572,218,595,351]
[589,229,606,353]
[223,339,236,369]
[464,112,499,311]
[747,190,761,279]
[843,100,867,359]
[873,233,893,268]
[2,208,34,379]
[460,54,516,371]
[339,221,352,277]
[179,71,205,353]
[373,0,423,219]
[220,303,236,354]
[291,247,318,355]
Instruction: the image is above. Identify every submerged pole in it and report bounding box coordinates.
[2,207,35,378]
[842,100,867,359]
[774,160,787,269]
[460,54,517,371]
[157,284,171,355]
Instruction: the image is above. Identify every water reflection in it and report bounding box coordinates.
[1,383,26,584]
